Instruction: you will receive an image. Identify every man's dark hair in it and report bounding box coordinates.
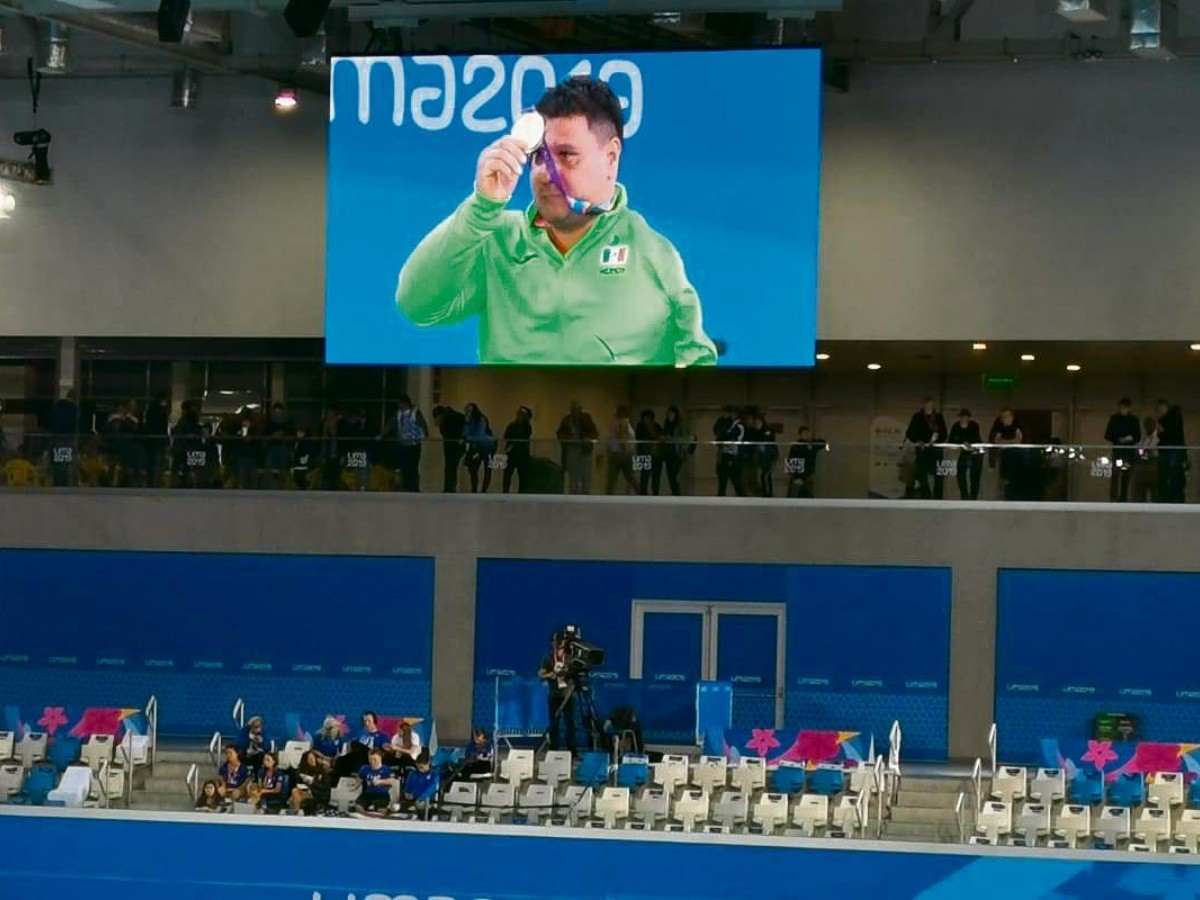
[537,77,624,145]
[1119,397,1132,407]
[398,395,412,407]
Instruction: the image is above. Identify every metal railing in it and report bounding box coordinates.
[185,763,199,804]
[207,731,222,771]
[146,694,158,772]
[987,722,998,777]
[3,431,1197,504]
[971,758,984,813]
[955,791,967,844]
[873,755,886,839]
[231,698,245,730]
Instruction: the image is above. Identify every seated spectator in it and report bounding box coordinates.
[237,716,267,772]
[403,749,440,820]
[312,716,344,761]
[288,749,332,814]
[218,747,251,800]
[458,727,493,780]
[195,778,224,812]
[256,752,287,813]
[244,782,264,813]
[356,749,397,816]
[336,710,390,779]
[390,720,422,771]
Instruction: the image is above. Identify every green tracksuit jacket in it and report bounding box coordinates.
[396,185,718,366]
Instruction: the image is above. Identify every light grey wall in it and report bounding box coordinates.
[0,77,326,338]
[2,489,1199,758]
[820,60,1200,340]
[6,61,1200,340]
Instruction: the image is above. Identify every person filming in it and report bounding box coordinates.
[538,633,576,752]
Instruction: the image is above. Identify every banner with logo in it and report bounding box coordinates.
[325,49,822,367]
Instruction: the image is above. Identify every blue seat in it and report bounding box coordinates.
[15,767,56,806]
[46,737,81,772]
[769,765,807,795]
[616,754,649,790]
[808,767,845,796]
[1069,771,1104,806]
[575,751,610,788]
[431,747,461,770]
[1108,773,1145,807]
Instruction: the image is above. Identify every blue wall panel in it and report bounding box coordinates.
[0,549,435,737]
[3,810,1199,900]
[997,569,1200,762]
[474,559,952,759]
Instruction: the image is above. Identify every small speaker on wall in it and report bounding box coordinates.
[284,0,331,39]
[157,0,191,43]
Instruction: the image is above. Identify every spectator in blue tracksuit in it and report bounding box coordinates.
[219,746,251,800]
[313,716,344,761]
[463,402,497,493]
[404,750,441,820]
[459,727,494,780]
[357,749,398,814]
[256,752,287,812]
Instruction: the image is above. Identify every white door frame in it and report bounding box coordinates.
[630,600,787,726]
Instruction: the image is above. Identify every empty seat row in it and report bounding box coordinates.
[994,766,1190,810]
[976,797,1200,852]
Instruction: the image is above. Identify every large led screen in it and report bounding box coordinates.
[325,49,822,367]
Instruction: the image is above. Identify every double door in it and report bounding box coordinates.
[630,601,785,743]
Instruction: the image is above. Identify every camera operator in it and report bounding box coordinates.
[538,633,576,751]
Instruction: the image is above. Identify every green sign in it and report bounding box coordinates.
[982,373,1019,391]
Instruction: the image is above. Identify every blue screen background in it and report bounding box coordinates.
[325,48,822,367]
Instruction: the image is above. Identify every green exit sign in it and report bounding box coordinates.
[983,374,1019,391]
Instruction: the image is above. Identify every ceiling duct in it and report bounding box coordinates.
[1056,0,1108,23]
[1130,0,1177,59]
[38,21,68,74]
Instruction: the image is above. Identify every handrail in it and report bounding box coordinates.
[955,791,966,844]
[116,739,133,805]
[971,757,983,813]
[185,763,199,803]
[987,722,998,777]
[873,755,886,839]
[208,731,222,771]
[888,720,902,772]
[231,699,245,730]
[146,694,158,772]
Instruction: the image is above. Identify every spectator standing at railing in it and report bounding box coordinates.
[1104,398,1141,503]
[106,400,142,488]
[463,402,497,493]
[341,408,372,491]
[432,404,466,493]
[1155,400,1187,503]
[605,405,638,495]
[786,426,822,498]
[47,388,80,487]
[319,406,344,490]
[556,401,598,495]
[502,406,533,494]
[948,409,983,501]
[715,407,746,497]
[170,399,203,488]
[989,407,1030,501]
[143,393,169,488]
[746,410,779,498]
[634,408,663,496]
[263,403,295,489]
[1132,416,1160,503]
[906,398,947,500]
[660,405,694,496]
[387,395,429,492]
[291,424,319,490]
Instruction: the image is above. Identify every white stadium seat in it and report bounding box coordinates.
[692,756,728,795]
[499,749,535,787]
[635,787,670,826]
[1029,768,1065,804]
[672,789,710,832]
[713,790,749,831]
[518,783,556,823]
[1176,810,1200,852]
[1015,801,1051,846]
[594,786,630,829]
[792,793,829,837]
[1148,772,1185,810]
[653,754,690,795]
[443,781,479,822]
[81,734,114,773]
[481,782,517,823]
[976,801,1012,844]
[1055,804,1092,847]
[991,766,1027,804]
[1094,806,1132,847]
[538,750,573,787]
[47,765,91,808]
[1135,807,1171,850]
[752,792,789,835]
[730,756,766,794]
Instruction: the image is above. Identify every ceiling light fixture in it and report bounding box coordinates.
[1066,364,1081,372]
[1190,343,1200,351]
[815,353,830,361]
[867,363,882,371]
[273,85,299,112]
[1020,353,1036,361]
[972,342,987,351]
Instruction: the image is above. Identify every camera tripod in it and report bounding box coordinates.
[540,676,605,754]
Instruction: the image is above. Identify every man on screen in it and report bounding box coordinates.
[396,77,718,367]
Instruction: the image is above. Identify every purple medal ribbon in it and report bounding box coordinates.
[534,142,613,217]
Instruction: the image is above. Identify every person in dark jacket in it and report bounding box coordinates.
[660,405,693,497]
[462,402,496,493]
[432,404,466,493]
[947,408,983,501]
[748,411,779,497]
[715,408,746,497]
[905,397,948,500]
[47,389,80,487]
[634,409,663,496]
[1104,398,1141,503]
[1155,400,1186,503]
[502,406,533,494]
[143,393,170,488]
[786,426,823,498]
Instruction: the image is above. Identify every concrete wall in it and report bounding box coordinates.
[6,60,1200,341]
[2,489,1199,759]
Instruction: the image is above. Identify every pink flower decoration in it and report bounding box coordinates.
[37,707,68,736]
[68,708,121,739]
[1131,742,1182,776]
[745,728,781,757]
[1082,739,1119,772]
